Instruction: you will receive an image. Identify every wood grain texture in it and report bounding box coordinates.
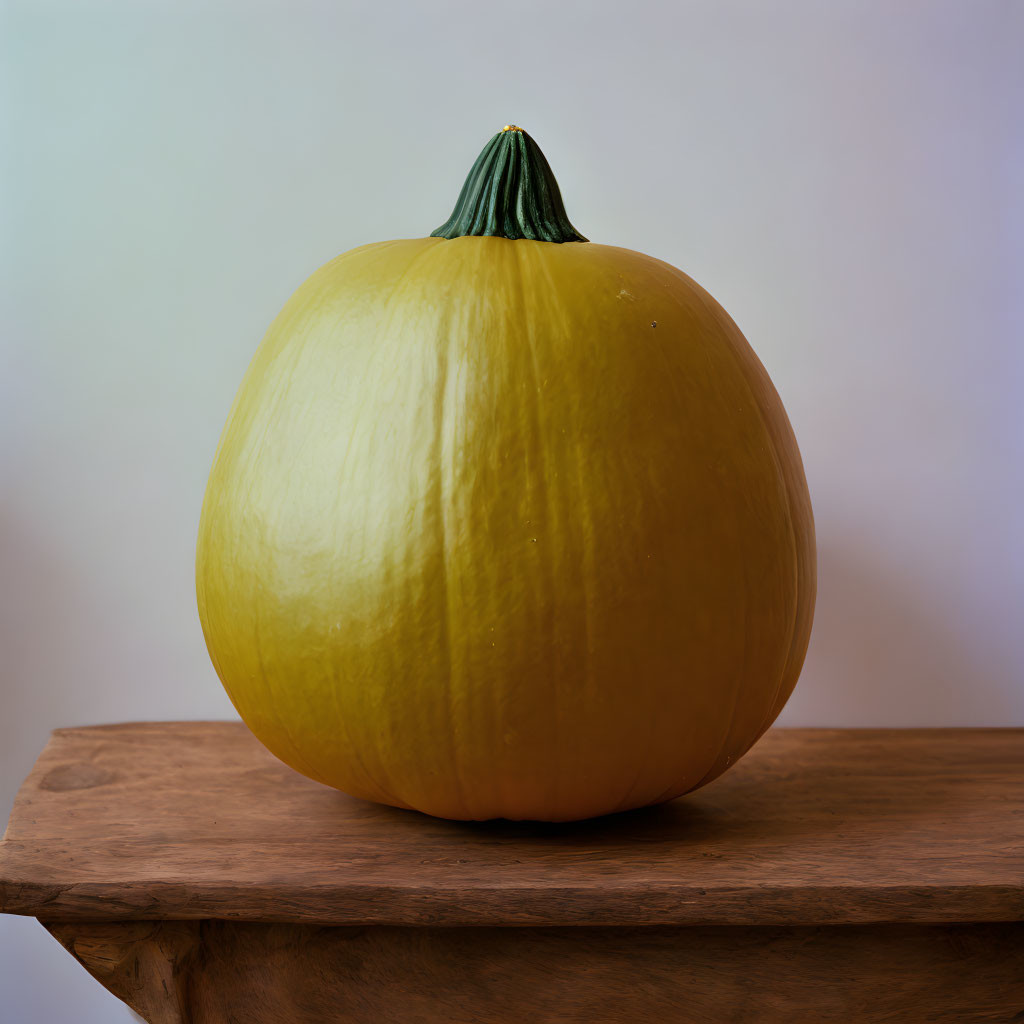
[2,723,1022,926]
[46,921,199,1024]
[42,919,1024,1023]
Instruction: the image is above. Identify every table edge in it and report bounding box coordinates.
[2,874,1022,927]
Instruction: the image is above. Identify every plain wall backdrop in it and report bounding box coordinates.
[2,1,1022,1019]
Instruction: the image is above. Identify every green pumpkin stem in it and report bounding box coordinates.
[431,126,588,243]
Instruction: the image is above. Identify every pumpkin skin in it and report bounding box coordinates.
[196,133,815,822]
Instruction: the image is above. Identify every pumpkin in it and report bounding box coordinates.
[196,126,815,822]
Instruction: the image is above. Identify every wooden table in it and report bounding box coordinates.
[1,723,1021,1022]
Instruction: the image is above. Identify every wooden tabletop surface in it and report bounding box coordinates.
[0,723,1021,927]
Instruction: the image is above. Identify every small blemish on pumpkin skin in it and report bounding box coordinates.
[651,321,657,328]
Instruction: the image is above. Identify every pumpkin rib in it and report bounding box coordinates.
[511,239,565,820]
[574,250,749,809]
[693,287,814,756]
[318,247,433,805]
[527,240,601,819]
[451,240,505,820]
[427,241,478,819]
[599,253,714,813]
[361,238,461,812]
[534,245,640,817]
[671,282,806,795]
[573,243,651,811]
[198,272,341,791]
[296,239,446,810]
[536,242,667,819]
[251,269,372,793]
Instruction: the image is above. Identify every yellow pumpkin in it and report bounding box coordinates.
[196,126,815,821]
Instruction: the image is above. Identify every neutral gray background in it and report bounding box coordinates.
[2,1,1022,1019]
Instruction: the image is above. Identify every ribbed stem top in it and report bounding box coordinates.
[431,126,587,243]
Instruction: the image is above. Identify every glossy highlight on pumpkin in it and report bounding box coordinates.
[196,130,815,822]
